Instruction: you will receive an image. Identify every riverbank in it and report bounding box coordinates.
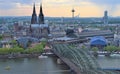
[0,53,41,59]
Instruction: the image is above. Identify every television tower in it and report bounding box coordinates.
[72,8,75,18]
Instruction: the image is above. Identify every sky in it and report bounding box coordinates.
[0,0,120,17]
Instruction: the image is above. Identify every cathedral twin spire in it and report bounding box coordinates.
[31,3,44,24]
[31,3,37,24]
[39,4,44,24]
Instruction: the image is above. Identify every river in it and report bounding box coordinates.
[96,55,120,70]
[0,55,120,74]
[0,56,72,74]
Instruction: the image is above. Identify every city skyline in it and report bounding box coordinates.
[0,0,120,17]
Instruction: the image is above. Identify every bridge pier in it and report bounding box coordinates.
[70,69,77,74]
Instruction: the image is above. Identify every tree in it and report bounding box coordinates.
[104,46,118,52]
[104,45,118,56]
[81,45,85,49]
[0,35,3,40]
[25,42,45,54]
[0,48,9,54]
[11,40,18,48]
[92,47,98,57]
[11,40,17,45]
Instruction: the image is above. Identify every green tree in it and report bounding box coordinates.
[0,48,9,54]
[11,40,17,44]
[11,40,18,48]
[104,45,118,56]
[81,45,85,49]
[25,42,45,54]
[0,35,3,40]
[92,47,98,57]
[0,41,46,55]
[0,45,24,55]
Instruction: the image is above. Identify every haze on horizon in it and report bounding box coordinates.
[0,0,120,17]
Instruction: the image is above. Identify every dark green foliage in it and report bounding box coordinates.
[0,47,24,55]
[92,47,99,57]
[0,35,3,40]
[0,41,46,54]
[104,45,118,52]
[92,47,98,52]
[25,42,46,54]
[104,45,119,56]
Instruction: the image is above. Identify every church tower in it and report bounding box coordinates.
[31,3,37,24]
[38,3,44,24]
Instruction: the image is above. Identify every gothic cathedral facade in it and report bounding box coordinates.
[30,3,50,39]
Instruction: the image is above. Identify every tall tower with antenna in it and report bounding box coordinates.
[72,8,75,18]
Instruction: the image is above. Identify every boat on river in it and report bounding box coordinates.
[38,55,48,59]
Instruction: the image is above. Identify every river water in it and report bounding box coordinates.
[96,55,120,69]
[0,55,120,74]
[0,56,71,74]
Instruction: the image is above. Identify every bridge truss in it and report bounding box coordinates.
[52,43,120,74]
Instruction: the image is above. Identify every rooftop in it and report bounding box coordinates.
[31,24,48,28]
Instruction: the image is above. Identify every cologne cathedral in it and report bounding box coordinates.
[30,3,50,38]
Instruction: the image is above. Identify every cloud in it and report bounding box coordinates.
[67,0,120,5]
[1,0,120,9]
[0,0,41,4]
[87,0,120,5]
[94,0,120,15]
[0,0,42,9]
[0,0,120,17]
